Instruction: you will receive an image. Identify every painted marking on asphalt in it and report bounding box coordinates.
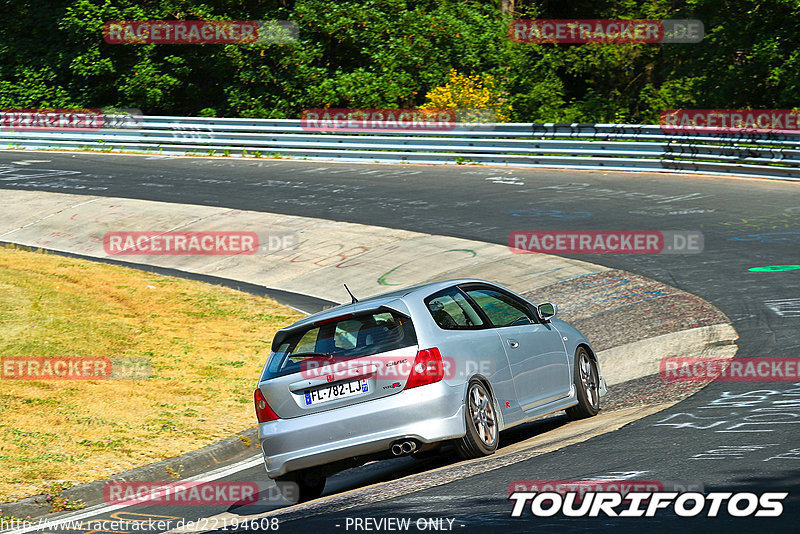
[764,298,800,317]
[689,444,780,461]
[764,446,800,461]
[0,197,101,238]
[749,265,800,272]
[377,248,477,286]
[485,176,524,185]
[729,231,800,243]
[506,208,593,219]
[0,167,81,180]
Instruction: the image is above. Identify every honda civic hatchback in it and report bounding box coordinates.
[254,279,607,501]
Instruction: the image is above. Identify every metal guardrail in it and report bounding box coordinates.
[2,115,799,181]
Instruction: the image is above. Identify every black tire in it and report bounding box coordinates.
[275,468,326,503]
[566,347,600,420]
[455,380,499,459]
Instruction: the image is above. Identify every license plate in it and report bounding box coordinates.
[304,378,369,406]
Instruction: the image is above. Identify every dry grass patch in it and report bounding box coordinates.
[0,246,302,503]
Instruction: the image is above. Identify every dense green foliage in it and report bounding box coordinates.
[1,0,797,122]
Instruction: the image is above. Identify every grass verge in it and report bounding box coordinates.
[0,246,302,503]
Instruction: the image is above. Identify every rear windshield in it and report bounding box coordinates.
[261,309,417,381]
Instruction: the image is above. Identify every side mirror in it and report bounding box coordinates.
[537,302,557,322]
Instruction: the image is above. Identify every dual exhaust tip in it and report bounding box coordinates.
[391,440,418,456]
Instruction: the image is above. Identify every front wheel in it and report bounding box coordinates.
[566,347,600,420]
[455,380,499,459]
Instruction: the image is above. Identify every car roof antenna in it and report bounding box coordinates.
[344,283,359,304]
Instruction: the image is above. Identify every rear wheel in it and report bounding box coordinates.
[275,468,326,503]
[566,347,600,420]
[455,380,499,459]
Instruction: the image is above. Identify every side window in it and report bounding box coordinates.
[464,287,535,328]
[426,288,485,329]
[293,328,320,354]
[268,329,319,376]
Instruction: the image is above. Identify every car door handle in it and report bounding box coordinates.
[507,339,519,348]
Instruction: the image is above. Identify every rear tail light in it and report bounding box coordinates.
[405,347,444,390]
[254,387,279,422]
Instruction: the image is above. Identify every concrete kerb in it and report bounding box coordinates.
[0,429,259,520]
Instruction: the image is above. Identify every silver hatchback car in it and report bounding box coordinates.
[255,279,607,501]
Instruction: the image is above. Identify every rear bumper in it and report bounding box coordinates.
[258,381,465,478]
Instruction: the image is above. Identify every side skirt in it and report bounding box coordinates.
[501,387,579,431]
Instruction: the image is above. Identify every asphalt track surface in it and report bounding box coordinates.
[1,153,799,532]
